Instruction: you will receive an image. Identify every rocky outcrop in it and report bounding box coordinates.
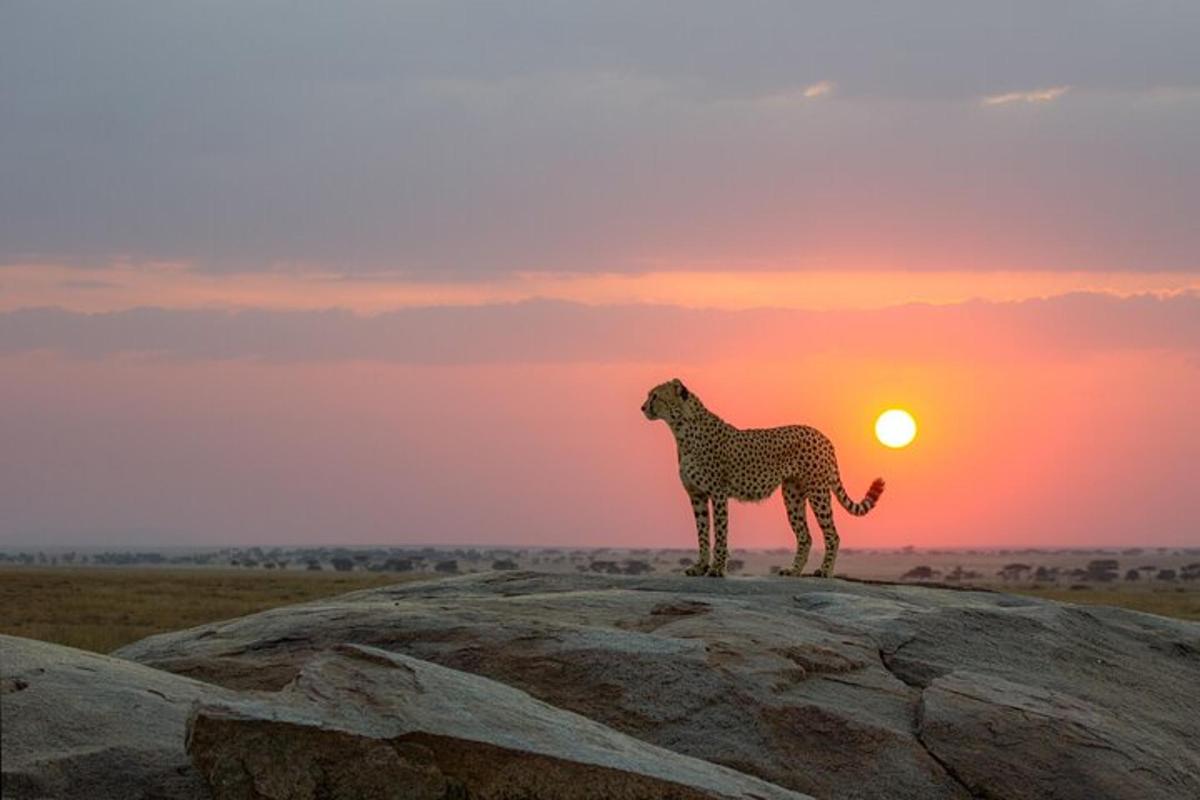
[187,642,809,799]
[0,634,238,800]
[117,572,1200,799]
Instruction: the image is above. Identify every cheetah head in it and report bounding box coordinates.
[642,379,697,422]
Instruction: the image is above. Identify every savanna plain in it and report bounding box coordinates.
[2,546,1198,654]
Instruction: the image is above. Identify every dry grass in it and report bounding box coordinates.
[1,567,1196,657]
[0,568,427,654]
[1006,586,1200,622]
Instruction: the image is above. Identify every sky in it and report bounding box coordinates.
[2,2,1198,549]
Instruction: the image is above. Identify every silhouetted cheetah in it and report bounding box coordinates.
[642,379,884,578]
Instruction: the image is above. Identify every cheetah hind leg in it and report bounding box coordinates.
[810,493,840,578]
[777,481,811,577]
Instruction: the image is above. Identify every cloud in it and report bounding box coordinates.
[757,80,835,108]
[2,4,1198,273]
[2,293,1196,365]
[981,85,1070,106]
[803,81,835,98]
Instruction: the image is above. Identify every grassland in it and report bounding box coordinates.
[1,566,1196,656]
[0,568,426,653]
[1007,586,1200,622]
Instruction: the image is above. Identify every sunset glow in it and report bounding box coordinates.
[2,3,1198,552]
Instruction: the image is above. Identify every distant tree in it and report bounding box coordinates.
[1084,560,1120,582]
[902,565,939,582]
[306,559,323,571]
[382,558,415,572]
[1157,569,1177,582]
[575,564,589,572]
[1124,569,1140,581]
[330,557,354,572]
[435,559,459,574]
[621,559,654,575]
[492,559,518,571]
[726,559,745,574]
[264,562,276,570]
[590,560,622,575]
[678,557,693,567]
[996,563,1032,581]
[1033,566,1060,582]
[1181,563,1200,582]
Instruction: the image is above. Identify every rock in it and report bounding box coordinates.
[187,642,809,800]
[117,572,1200,800]
[917,671,1200,799]
[0,634,238,800]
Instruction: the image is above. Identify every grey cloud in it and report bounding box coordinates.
[3,293,1197,364]
[2,2,1199,272]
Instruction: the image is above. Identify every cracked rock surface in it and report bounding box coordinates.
[1,634,240,800]
[188,642,810,800]
[115,572,1200,800]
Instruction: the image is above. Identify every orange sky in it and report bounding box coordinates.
[2,273,1198,549]
[4,262,1199,313]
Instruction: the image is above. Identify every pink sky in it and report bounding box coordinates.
[2,280,1198,549]
[3,3,1199,549]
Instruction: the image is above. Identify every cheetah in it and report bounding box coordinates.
[642,379,884,578]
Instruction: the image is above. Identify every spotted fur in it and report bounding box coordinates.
[642,379,885,578]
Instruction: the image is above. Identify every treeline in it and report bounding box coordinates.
[901,559,1200,584]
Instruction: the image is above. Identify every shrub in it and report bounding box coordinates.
[902,565,939,581]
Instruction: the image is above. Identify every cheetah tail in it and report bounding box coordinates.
[834,477,885,516]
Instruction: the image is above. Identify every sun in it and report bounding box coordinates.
[875,409,917,448]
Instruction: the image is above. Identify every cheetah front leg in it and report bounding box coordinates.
[684,488,711,576]
[705,497,729,577]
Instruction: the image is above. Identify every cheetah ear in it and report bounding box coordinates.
[678,383,698,419]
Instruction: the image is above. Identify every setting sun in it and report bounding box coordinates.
[875,409,917,448]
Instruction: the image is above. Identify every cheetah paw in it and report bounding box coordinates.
[684,563,709,577]
[704,565,726,578]
[776,567,804,577]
